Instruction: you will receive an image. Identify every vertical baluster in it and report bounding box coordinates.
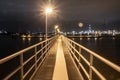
[47,40,49,52]
[78,47,81,69]
[35,46,37,70]
[49,39,51,48]
[70,41,72,54]
[44,42,46,57]
[89,54,93,80]
[20,53,24,80]
[45,41,47,53]
[46,41,48,53]
[67,40,69,49]
[47,40,50,54]
[44,41,46,58]
[41,43,43,60]
[73,43,75,57]
[69,41,72,50]
[48,40,51,51]
[65,38,67,45]
[41,43,43,54]
[65,38,67,47]
[69,41,72,53]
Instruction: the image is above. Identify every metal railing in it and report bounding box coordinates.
[0,36,56,80]
[62,36,120,80]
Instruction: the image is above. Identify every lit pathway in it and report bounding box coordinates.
[33,36,82,80]
[52,37,69,80]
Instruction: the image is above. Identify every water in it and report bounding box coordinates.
[71,37,120,66]
[0,35,120,65]
[0,35,44,59]
[0,35,120,79]
[70,37,120,79]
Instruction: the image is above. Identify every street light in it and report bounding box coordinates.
[55,25,58,29]
[45,7,53,39]
[54,25,58,35]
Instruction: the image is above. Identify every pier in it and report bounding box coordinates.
[0,35,120,80]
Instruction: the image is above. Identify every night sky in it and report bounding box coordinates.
[0,0,120,32]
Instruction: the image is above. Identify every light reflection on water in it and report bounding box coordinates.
[94,37,97,41]
[39,38,42,41]
[22,37,26,41]
[80,38,82,40]
[87,37,90,40]
[28,38,31,41]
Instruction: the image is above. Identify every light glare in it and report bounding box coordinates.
[55,25,59,29]
[45,7,53,13]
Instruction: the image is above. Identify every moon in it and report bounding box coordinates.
[78,22,83,28]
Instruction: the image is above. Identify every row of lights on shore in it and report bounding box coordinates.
[21,34,32,38]
[22,36,43,41]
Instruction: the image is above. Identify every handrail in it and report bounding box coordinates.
[0,36,56,80]
[0,37,53,64]
[62,36,120,80]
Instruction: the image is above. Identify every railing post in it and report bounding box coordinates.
[46,40,50,54]
[68,40,71,52]
[78,47,81,69]
[49,40,51,50]
[45,41,47,53]
[66,38,68,47]
[70,41,73,53]
[46,40,49,53]
[41,43,43,55]
[73,43,75,54]
[20,53,24,80]
[46,41,47,53]
[49,39,52,50]
[47,40,49,52]
[89,54,93,80]
[35,46,37,70]
[48,40,50,52]
[41,43,44,59]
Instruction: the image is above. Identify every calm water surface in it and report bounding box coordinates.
[0,35,120,79]
[0,35,120,65]
[0,35,44,59]
[71,37,120,66]
[70,37,120,79]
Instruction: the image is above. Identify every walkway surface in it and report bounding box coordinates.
[33,36,82,80]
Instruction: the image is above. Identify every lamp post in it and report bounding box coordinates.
[54,25,58,35]
[45,7,53,39]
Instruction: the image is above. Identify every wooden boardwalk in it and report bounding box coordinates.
[33,36,82,80]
